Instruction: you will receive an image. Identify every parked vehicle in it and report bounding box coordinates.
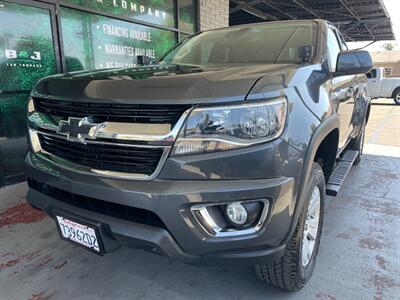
[366,67,400,104]
[25,20,372,291]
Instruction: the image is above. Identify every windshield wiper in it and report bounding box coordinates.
[171,63,204,73]
[172,63,203,69]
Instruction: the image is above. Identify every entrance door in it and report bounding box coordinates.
[0,0,59,186]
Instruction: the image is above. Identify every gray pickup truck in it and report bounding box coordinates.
[26,20,372,291]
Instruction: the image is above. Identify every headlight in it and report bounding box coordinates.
[172,98,287,155]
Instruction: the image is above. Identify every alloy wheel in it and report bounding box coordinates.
[301,186,321,267]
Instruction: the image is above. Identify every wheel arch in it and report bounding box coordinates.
[390,86,400,98]
[313,129,339,182]
[281,115,339,245]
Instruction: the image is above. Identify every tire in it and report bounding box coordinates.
[394,90,400,105]
[255,163,325,292]
[349,117,366,166]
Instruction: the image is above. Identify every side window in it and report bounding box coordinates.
[326,28,341,72]
[366,69,377,79]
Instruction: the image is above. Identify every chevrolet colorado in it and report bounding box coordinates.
[25,20,372,291]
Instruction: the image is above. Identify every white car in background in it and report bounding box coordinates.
[366,67,400,105]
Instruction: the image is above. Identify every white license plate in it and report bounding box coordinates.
[56,215,100,253]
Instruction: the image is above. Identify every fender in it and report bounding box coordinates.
[390,86,400,98]
[281,114,340,244]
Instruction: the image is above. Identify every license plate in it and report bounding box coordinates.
[56,215,101,253]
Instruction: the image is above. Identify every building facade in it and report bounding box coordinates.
[370,50,400,77]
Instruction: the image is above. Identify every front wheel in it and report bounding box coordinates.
[394,90,400,105]
[255,163,325,291]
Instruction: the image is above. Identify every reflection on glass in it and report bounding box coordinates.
[160,22,316,68]
[178,0,196,33]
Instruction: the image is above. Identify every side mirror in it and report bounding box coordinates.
[334,50,373,76]
[136,55,151,66]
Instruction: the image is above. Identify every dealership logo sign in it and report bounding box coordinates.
[5,49,41,60]
[57,117,105,144]
[96,0,168,19]
[4,49,42,68]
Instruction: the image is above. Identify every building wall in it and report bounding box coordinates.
[374,62,400,77]
[370,50,400,77]
[198,0,229,31]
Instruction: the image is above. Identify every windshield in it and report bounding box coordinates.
[158,22,317,67]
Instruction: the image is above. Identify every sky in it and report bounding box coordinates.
[347,0,400,51]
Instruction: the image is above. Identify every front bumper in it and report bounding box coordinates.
[26,149,298,265]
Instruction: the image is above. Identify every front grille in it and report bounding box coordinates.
[33,98,190,127]
[27,178,167,230]
[39,134,163,175]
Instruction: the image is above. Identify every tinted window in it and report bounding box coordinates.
[159,22,317,67]
[366,69,377,79]
[326,28,341,72]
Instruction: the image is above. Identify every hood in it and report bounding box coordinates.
[32,64,296,105]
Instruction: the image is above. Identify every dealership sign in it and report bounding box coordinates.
[104,0,168,20]
[62,0,175,27]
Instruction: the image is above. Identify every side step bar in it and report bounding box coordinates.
[326,150,359,196]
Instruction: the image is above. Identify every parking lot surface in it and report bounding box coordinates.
[0,99,399,300]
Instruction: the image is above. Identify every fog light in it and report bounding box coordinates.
[226,203,248,226]
[191,199,269,237]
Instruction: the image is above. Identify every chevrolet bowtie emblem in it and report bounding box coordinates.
[57,117,105,144]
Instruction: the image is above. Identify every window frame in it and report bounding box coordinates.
[326,25,344,73]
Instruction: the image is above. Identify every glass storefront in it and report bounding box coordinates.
[0,0,198,185]
[61,7,177,71]
[61,0,176,27]
[0,1,58,185]
[178,0,196,33]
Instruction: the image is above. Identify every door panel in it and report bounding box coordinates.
[326,27,356,154]
[0,0,58,185]
[366,69,380,98]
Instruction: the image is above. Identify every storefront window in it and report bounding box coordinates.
[61,7,177,71]
[178,0,196,33]
[0,1,58,183]
[61,0,176,28]
[0,1,57,91]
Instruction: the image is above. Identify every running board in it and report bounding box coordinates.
[326,150,359,196]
